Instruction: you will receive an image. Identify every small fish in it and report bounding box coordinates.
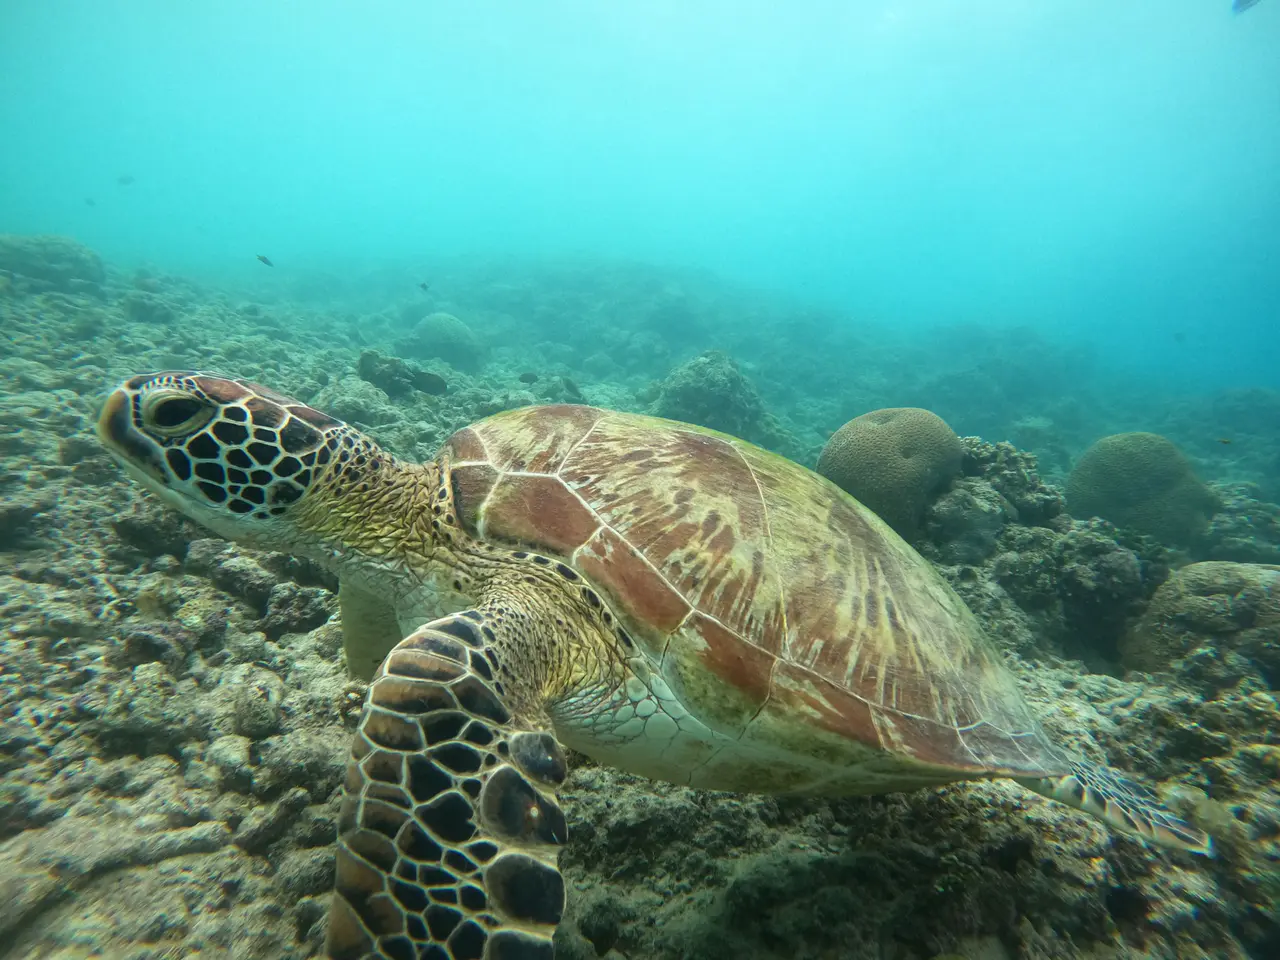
[413,371,448,396]
[117,174,135,186]
[256,255,274,267]
[1233,0,1262,13]
[1173,330,1186,343]
[1217,438,1233,445]
[418,281,431,293]
[518,372,538,384]
[84,197,96,207]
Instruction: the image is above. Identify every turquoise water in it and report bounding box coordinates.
[2,1,1277,389]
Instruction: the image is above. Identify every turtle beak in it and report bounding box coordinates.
[96,389,128,446]
[97,387,135,453]
[97,387,166,483]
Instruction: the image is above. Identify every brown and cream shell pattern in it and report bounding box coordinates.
[442,405,1064,790]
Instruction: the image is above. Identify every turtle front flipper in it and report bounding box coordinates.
[1016,758,1212,856]
[326,611,567,960]
[337,579,406,681]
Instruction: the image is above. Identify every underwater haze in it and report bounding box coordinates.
[2,0,1279,388]
[4,4,1280,960]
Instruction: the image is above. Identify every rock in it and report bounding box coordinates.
[232,786,309,853]
[92,663,211,755]
[309,374,400,429]
[356,348,447,398]
[114,622,195,674]
[250,729,347,801]
[990,526,1063,613]
[1122,562,1280,689]
[0,780,65,841]
[285,805,338,849]
[0,495,51,550]
[650,350,776,448]
[1205,483,1280,565]
[273,847,336,899]
[172,595,230,652]
[111,501,196,559]
[210,555,279,613]
[0,816,229,940]
[1054,525,1146,657]
[224,628,268,663]
[231,669,285,740]
[206,735,254,793]
[56,433,99,465]
[960,436,1065,527]
[258,582,334,639]
[295,894,330,949]
[183,537,231,574]
[120,290,177,325]
[69,453,119,486]
[0,234,106,296]
[924,477,1010,564]
[573,887,635,956]
[985,519,1157,665]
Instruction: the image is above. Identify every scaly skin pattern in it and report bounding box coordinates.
[328,606,573,960]
[97,373,1211,958]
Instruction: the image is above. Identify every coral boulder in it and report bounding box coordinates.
[1121,561,1280,689]
[0,234,106,297]
[817,407,962,539]
[397,311,484,371]
[1066,432,1218,548]
[355,349,447,398]
[650,350,775,447]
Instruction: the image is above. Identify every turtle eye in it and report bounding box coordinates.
[143,392,213,436]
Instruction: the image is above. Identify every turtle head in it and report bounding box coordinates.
[97,371,358,549]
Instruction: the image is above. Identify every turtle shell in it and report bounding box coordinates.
[443,405,1064,786]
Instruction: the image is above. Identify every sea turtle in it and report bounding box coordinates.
[97,372,1210,960]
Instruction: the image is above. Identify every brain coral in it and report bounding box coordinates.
[1066,432,1219,548]
[816,407,963,538]
[397,312,484,371]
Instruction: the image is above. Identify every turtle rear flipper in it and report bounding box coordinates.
[1017,758,1212,856]
[327,611,566,960]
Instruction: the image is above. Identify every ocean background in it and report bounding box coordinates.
[3,2,1280,959]
[3,0,1279,392]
